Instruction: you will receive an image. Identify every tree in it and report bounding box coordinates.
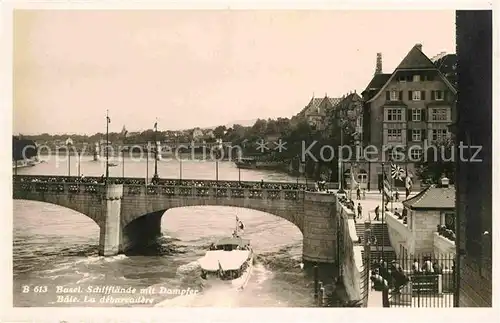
[415,137,455,184]
[213,125,227,139]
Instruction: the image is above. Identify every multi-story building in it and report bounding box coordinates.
[454,10,492,307]
[361,44,457,189]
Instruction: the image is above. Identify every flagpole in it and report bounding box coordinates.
[122,149,125,179]
[105,110,109,181]
[381,162,385,260]
[390,162,394,212]
[146,143,149,184]
[154,118,158,180]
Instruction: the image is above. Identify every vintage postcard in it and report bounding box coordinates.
[2,1,496,322]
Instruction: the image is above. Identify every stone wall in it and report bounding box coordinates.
[413,210,441,255]
[336,195,366,303]
[433,232,456,256]
[385,211,411,257]
[386,209,446,256]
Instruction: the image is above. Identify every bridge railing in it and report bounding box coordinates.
[13,177,304,200]
[124,184,302,200]
[13,175,311,190]
[13,181,106,195]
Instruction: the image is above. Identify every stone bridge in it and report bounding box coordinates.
[13,175,338,264]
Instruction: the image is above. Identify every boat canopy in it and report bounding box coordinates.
[198,250,250,271]
[215,237,250,248]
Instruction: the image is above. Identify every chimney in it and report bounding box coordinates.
[440,176,450,188]
[415,43,423,51]
[375,53,382,74]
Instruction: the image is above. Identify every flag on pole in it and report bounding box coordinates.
[391,163,404,181]
[350,168,358,191]
[154,121,158,131]
[107,116,111,124]
[405,172,413,190]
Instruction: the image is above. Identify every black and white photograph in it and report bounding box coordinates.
[2,2,495,321]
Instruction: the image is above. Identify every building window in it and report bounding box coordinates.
[412,90,421,101]
[434,90,444,101]
[413,75,421,82]
[432,129,448,141]
[390,91,398,101]
[387,129,402,141]
[387,108,402,121]
[357,173,368,183]
[412,129,422,142]
[431,108,448,121]
[412,109,422,121]
[409,147,423,161]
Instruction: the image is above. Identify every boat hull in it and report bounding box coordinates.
[200,249,254,291]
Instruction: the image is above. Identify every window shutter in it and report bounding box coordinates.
[408,90,413,100]
[422,129,426,140]
[444,90,448,101]
[407,129,412,142]
[408,109,412,121]
[386,91,390,100]
[421,90,426,100]
[421,109,426,122]
[431,90,435,100]
[399,91,403,101]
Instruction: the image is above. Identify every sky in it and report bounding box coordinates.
[13,10,456,135]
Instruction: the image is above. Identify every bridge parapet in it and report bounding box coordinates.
[14,180,106,195]
[13,176,303,201]
[123,184,301,200]
[13,175,308,190]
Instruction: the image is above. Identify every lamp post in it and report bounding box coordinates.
[215,138,222,185]
[122,149,125,179]
[78,149,81,177]
[153,119,159,181]
[66,138,73,176]
[176,134,182,182]
[145,142,150,184]
[105,110,110,181]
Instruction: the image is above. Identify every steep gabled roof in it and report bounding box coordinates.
[365,74,391,91]
[396,45,437,70]
[328,97,342,107]
[367,44,457,103]
[403,184,456,210]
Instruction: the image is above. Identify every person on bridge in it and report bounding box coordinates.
[357,203,362,219]
[394,189,400,201]
[356,187,361,200]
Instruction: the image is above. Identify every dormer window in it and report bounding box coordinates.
[413,75,421,82]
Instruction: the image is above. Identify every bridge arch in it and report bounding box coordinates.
[13,197,103,229]
[121,201,305,252]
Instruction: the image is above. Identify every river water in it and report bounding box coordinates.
[13,155,333,307]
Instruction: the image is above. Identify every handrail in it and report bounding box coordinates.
[12,174,305,186]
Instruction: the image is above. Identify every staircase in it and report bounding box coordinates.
[361,249,396,265]
[356,222,396,264]
[355,223,391,246]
